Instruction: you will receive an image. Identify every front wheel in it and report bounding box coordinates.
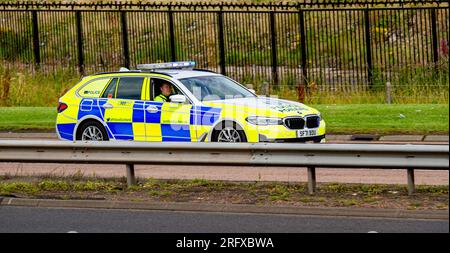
[212,122,247,143]
[76,121,109,141]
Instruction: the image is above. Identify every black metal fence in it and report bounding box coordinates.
[0,1,449,94]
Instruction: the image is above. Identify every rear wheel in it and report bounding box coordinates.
[76,121,109,141]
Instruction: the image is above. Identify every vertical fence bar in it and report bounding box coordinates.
[364,9,373,88]
[299,10,308,93]
[120,11,130,69]
[269,11,278,87]
[168,8,176,62]
[31,10,40,69]
[75,11,84,75]
[217,10,226,75]
[430,8,439,72]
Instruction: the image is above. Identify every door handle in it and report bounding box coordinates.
[146,105,159,113]
[103,103,113,109]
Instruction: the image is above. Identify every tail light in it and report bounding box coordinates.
[57,102,68,113]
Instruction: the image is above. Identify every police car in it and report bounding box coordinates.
[56,61,326,143]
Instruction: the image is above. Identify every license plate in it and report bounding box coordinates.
[297,129,317,138]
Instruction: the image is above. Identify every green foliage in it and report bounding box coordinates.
[267,184,292,200]
[416,185,449,194]
[0,182,39,194]
[0,65,81,107]
[38,180,71,191]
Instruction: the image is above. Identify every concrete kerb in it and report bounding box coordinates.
[424,135,450,142]
[0,197,448,220]
[380,135,425,142]
[0,132,56,139]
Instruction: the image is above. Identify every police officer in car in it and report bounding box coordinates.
[154,82,173,102]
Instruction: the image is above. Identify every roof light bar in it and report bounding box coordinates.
[136,61,196,70]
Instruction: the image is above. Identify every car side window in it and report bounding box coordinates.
[151,78,185,101]
[115,77,145,100]
[101,78,118,99]
[78,78,111,98]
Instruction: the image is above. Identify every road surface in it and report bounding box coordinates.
[0,206,447,233]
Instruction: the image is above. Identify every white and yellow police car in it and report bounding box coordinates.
[56,62,326,143]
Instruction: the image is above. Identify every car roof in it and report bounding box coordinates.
[92,69,221,80]
[155,69,221,79]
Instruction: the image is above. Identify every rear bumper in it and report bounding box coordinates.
[259,134,326,143]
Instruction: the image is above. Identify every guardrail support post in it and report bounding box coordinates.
[307,166,316,194]
[407,168,415,195]
[126,164,136,187]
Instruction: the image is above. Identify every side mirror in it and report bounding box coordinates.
[248,89,256,95]
[170,94,187,103]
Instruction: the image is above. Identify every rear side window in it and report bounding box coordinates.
[101,78,118,98]
[116,77,145,100]
[78,78,111,98]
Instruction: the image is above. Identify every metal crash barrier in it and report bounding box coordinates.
[0,140,448,195]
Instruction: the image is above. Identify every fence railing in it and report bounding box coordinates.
[0,140,448,195]
[0,1,448,93]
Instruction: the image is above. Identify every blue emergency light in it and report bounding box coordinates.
[136,61,196,70]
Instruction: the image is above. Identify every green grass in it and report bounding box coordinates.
[0,107,56,130]
[315,104,449,135]
[0,104,448,134]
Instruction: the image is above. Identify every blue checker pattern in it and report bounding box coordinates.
[132,101,145,123]
[73,98,223,141]
[107,122,133,139]
[161,124,190,141]
[144,101,163,124]
[57,123,76,140]
[78,98,107,120]
[190,106,221,126]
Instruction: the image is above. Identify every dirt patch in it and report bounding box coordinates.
[0,176,448,210]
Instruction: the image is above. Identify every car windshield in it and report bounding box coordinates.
[179,76,256,101]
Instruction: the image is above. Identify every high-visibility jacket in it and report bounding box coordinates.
[154,94,169,102]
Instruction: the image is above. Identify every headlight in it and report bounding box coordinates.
[246,116,283,125]
[317,112,322,120]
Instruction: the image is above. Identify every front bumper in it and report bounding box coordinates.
[259,134,326,143]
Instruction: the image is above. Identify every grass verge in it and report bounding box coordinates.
[0,107,56,130]
[0,104,448,135]
[0,176,447,210]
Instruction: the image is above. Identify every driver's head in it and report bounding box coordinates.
[160,82,171,97]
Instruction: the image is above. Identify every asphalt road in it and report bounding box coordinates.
[0,206,447,233]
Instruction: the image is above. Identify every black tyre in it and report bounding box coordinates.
[212,121,247,142]
[76,121,109,141]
